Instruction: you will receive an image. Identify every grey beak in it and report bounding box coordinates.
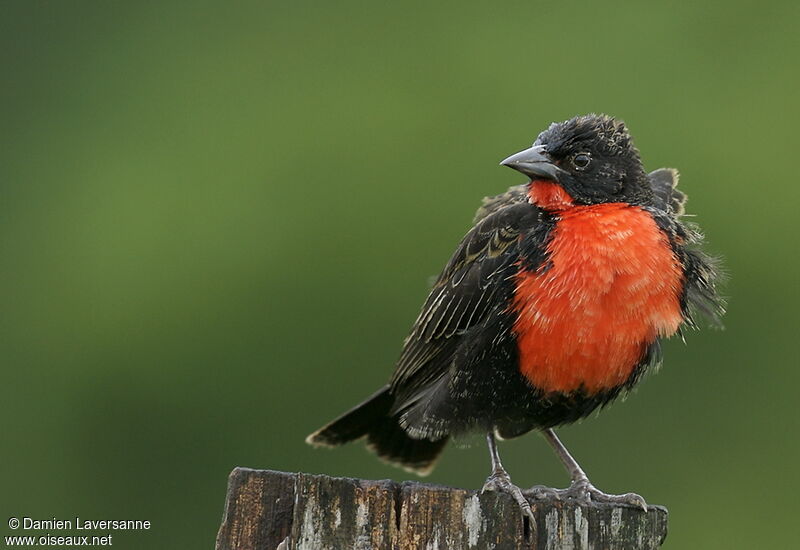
[500,145,564,182]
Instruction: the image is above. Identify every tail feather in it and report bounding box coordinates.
[306,385,448,476]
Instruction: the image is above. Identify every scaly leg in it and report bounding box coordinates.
[481,432,535,522]
[527,429,648,511]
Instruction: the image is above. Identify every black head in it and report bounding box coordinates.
[501,114,652,206]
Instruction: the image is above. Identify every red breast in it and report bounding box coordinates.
[512,182,684,394]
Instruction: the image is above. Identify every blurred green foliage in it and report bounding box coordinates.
[2,1,798,548]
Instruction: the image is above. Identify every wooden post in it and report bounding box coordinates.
[215,468,667,550]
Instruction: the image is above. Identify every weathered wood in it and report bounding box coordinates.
[216,468,667,550]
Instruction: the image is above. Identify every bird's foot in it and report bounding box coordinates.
[482,470,535,522]
[526,477,648,512]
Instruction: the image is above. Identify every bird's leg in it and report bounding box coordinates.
[481,432,535,522]
[526,429,648,511]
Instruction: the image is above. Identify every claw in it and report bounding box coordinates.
[616,492,648,512]
[526,484,562,501]
[526,478,649,511]
[482,471,536,524]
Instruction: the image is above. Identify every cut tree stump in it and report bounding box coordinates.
[215,468,667,550]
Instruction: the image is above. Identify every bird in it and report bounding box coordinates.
[306,114,723,521]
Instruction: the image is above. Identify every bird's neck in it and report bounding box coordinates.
[527,180,574,212]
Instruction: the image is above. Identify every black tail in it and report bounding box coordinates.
[306,385,449,476]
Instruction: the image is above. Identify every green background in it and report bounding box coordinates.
[2,2,798,548]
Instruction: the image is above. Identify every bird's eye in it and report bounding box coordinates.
[573,153,591,169]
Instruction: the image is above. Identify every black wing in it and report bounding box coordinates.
[648,168,686,215]
[389,194,540,416]
[472,184,529,224]
[646,169,725,328]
